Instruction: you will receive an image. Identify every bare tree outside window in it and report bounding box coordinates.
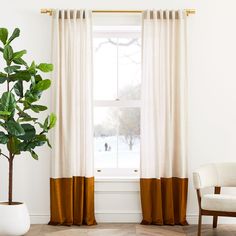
[118,107,140,151]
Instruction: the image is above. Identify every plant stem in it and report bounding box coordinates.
[0,153,10,160]
[6,73,13,205]
[8,152,13,205]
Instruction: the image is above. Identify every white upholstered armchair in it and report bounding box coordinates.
[193,163,236,236]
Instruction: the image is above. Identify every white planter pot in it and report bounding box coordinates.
[0,202,30,236]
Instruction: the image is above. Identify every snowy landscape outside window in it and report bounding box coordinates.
[93,26,141,177]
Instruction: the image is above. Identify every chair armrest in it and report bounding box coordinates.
[196,187,221,211]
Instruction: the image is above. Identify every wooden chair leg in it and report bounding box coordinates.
[213,215,218,228]
[213,187,220,229]
[198,213,202,236]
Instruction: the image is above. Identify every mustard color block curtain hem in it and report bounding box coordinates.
[141,10,188,225]
[49,177,96,226]
[140,178,188,225]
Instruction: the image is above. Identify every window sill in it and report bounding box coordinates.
[95,176,140,182]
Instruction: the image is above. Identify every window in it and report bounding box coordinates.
[93,25,141,177]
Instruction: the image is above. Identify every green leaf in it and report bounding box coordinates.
[35,75,42,83]
[35,134,51,148]
[37,63,53,72]
[28,61,36,74]
[13,58,27,66]
[18,141,27,151]
[0,111,11,116]
[0,72,7,84]
[22,100,31,110]
[16,106,38,122]
[24,89,42,103]
[44,116,49,129]
[35,134,47,142]
[17,108,30,118]
[0,132,9,144]
[14,81,23,97]
[4,65,21,74]
[39,135,51,148]
[36,116,49,131]
[13,50,27,59]
[34,79,51,91]
[7,137,21,155]
[6,120,25,136]
[9,70,31,81]
[24,92,37,104]
[34,136,47,146]
[30,105,48,113]
[18,117,37,122]
[30,76,36,88]
[35,134,52,148]
[0,28,8,44]
[27,141,41,149]
[49,113,57,129]
[1,92,16,113]
[19,137,45,151]
[3,45,13,62]
[7,28,20,44]
[19,124,36,141]
[30,150,38,160]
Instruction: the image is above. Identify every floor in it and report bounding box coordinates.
[25,224,236,236]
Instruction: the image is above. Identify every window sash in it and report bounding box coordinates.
[94,100,140,107]
[95,168,139,177]
[93,28,141,177]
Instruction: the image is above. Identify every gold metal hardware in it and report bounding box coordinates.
[41,8,196,16]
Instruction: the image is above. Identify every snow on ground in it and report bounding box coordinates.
[94,136,140,168]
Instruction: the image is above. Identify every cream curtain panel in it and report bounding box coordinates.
[140,10,188,225]
[49,9,96,226]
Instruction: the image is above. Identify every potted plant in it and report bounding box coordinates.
[0,27,56,236]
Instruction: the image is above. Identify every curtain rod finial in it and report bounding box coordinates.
[185,9,196,16]
[41,8,53,16]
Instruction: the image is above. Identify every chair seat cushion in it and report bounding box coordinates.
[202,194,236,212]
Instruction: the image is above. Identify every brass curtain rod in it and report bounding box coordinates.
[41,8,196,16]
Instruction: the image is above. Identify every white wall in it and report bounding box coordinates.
[1,0,236,224]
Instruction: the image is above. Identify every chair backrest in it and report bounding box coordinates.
[193,163,236,189]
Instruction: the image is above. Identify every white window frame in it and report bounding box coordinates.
[93,27,141,178]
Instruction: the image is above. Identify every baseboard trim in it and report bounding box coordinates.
[96,211,142,223]
[30,214,50,224]
[30,213,236,224]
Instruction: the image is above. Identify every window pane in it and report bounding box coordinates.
[118,108,140,168]
[94,107,140,169]
[94,107,118,168]
[118,38,141,100]
[94,38,118,100]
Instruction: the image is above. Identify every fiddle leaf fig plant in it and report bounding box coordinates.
[0,28,56,205]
